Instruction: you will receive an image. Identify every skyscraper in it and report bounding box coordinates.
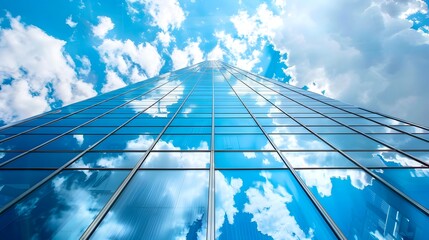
[0,61,428,239]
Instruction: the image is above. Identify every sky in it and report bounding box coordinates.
[0,0,428,126]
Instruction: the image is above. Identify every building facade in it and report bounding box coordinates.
[0,61,428,239]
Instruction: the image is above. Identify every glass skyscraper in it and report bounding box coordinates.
[0,60,428,239]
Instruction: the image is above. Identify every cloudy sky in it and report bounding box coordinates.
[0,0,428,126]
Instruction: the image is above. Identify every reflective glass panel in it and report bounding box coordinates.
[369,134,429,150]
[91,170,209,239]
[3,152,79,168]
[282,152,356,168]
[346,151,424,168]
[0,170,128,239]
[141,152,210,168]
[39,134,104,151]
[371,168,429,209]
[215,152,286,168]
[269,134,332,150]
[94,135,157,151]
[215,170,335,239]
[154,135,211,150]
[215,134,273,150]
[319,134,390,150]
[0,170,52,208]
[69,152,145,168]
[298,169,429,239]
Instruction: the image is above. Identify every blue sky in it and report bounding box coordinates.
[0,0,428,126]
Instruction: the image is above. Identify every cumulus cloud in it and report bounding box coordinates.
[156,31,175,47]
[261,0,429,125]
[97,38,164,91]
[92,16,114,39]
[171,38,204,70]
[65,15,77,28]
[244,171,314,240]
[207,43,225,60]
[126,0,186,31]
[0,15,96,124]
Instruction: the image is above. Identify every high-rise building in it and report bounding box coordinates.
[0,61,428,239]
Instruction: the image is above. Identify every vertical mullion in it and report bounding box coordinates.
[80,62,206,239]
[207,61,216,240]
[217,64,347,239]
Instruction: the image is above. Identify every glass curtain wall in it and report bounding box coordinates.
[0,61,428,239]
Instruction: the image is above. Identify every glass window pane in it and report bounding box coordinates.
[91,170,209,239]
[269,134,332,150]
[264,126,310,134]
[215,151,286,168]
[94,135,157,151]
[215,170,335,239]
[69,152,145,168]
[3,152,79,168]
[0,170,52,208]
[282,152,356,168]
[298,169,429,239]
[215,126,262,134]
[0,135,56,151]
[0,170,128,239]
[319,134,390,150]
[369,134,429,150]
[39,134,104,151]
[371,168,429,209]
[154,135,211,150]
[141,152,210,168]
[345,151,424,168]
[165,126,211,134]
[215,134,273,150]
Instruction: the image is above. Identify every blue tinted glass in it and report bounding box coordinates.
[0,152,24,164]
[154,135,211,150]
[126,117,170,126]
[3,152,79,168]
[215,134,273,150]
[115,126,164,134]
[91,170,209,239]
[170,117,211,126]
[165,126,211,134]
[0,135,56,151]
[264,126,310,134]
[215,152,286,168]
[333,117,378,125]
[215,118,256,126]
[257,117,298,126]
[215,126,262,134]
[308,126,354,133]
[405,152,429,164]
[39,134,104,151]
[282,152,356,168]
[295,118,339,126]
[346,151,424,167]
[94,135,157,151]
[319,134,390,150]
[0,170,52,208]
[369,134,429,150]
[0,126,32,135]
[71,126,116,134]
[215,170,335,239]
[0,170,128,239]
[269,134,332,150]
[70,152,145,168]
[371,168,429,209]
[298,169,429,239]
[141,152,210,168]
[352,126,399,133]
[30,126,75,134]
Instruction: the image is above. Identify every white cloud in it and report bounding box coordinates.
[214,31,261,71]
[156,31,175,47]
[207,43,225,60]
[101,70,126,93]
[92,16,114,39]
[265,0,429,125]
[126,0,186,31]
[0,15,96,124]
[65,15,77,28]
[97,38,164,87]
[76,55,91,76]
[171,38,204,70]
[244,171,314,240]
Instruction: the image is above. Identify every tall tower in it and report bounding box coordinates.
[0,61,428,239]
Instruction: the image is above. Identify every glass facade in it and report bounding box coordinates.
[0,60,428,239]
